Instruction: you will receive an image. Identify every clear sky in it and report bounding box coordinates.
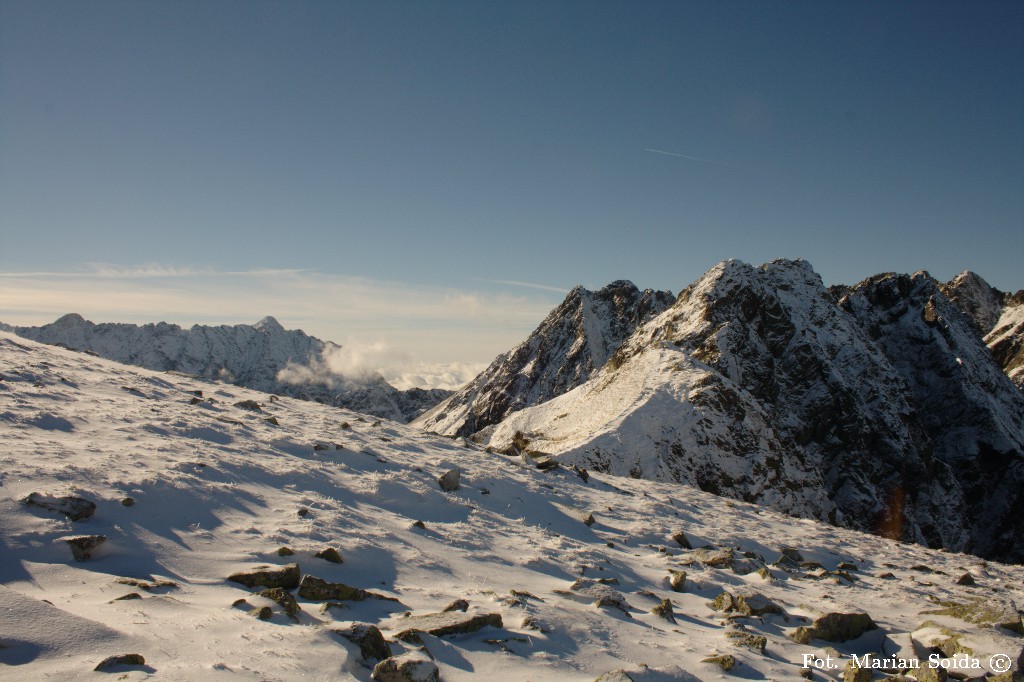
[2,1,1022,384]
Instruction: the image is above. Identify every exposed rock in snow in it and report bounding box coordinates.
[414,280,674,436]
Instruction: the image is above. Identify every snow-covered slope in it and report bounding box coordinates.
[485,260,1024,563]
[3,333,1023,681]
[8,314,449,422]
[414,281,674,436]
[943,271,1024,390]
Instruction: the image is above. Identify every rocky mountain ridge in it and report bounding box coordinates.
[413,280,675,436]
[470,259,1024,562]
[4,314,449,422]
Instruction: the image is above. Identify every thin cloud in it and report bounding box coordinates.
[472,278,569,294]
[644,147,736,169]
[0,266,555,367]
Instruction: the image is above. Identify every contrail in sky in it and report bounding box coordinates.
[644,148,736,168]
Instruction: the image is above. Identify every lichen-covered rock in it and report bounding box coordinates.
[24,492,96,521]
[227,563,300,590]
[371,650,439,682]
[701,654,736,671]
[679,547,734,568]
[62,535,106,561]
[315,547,343,564]
[333,623,392,664]
[652,598,676,623]
[250,606,273,620]
[843,659,872,682]
[93,653,145,671]
[792,612,878,644]
[711,590,782,617]
[669,569,687,592]
[258,587,300,617]
[298,575,396,602]
[922,597,1024,634]
[391,611,503,642]
[438,468,460,492]
[727,631,767,653]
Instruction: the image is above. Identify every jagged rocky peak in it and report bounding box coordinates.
[413,279,675,437]
[941,270,1007,334]
[254,315,285,332]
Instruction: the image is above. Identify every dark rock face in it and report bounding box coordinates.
[839,272,1024,561]
[297,575,396,602]
[414,281,674,436]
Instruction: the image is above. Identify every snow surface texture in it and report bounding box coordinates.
[414,281,674,437]
[7,315,450,423]
[484,260,1024,563]
[3,333,1023,681]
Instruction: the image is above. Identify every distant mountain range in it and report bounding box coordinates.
[416,260,1024,562]
[1,314,449,422]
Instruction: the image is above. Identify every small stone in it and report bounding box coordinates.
[575,466,589,482]
[319,601,348,614]
[412,520,426,530]
[264,416,279,426]
[24,492,96,521]
[955,572,976,586]
[670,530,692,548]
[233,399,262,411]
[257,587,300,617]
[438,468,461,492]
[276,546,295,556]
[371,650,439,682]
[781,547,804,562]
[651,598,676,623]
[315,547,343,564]
[702,654,736,671]
[63,535,106,561]
[334,623,392,665]
[727,631,767,653]
[93,653,146,671]
[113,592,142,601]
[297,507,310,517]
[669,570,687,592]
[250,606,273,620]
[837,562,858,571]
[582,513,596,527]
[121,497,135,507]
[443,599,469,612]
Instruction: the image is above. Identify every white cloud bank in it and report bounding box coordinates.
[0,265,554,389]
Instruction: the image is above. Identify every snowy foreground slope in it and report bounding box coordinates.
[2,333,1023,681]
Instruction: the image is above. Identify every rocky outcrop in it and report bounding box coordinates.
[414,281,674,436]
[371,650,439,682]
[943,270,1024,389]
[791,612,878,644]
[333,623,392,664]
[227,564,300,590]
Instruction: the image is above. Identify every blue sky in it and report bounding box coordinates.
[1,1,1022,377]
